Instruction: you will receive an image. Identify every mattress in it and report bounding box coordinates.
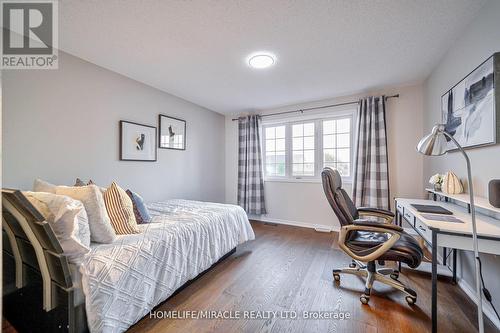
[79,199,254,333]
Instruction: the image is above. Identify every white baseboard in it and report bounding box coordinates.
[457,278,500,330]
[249,215,339,233]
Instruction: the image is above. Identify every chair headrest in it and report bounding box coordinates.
[321,167,342,191]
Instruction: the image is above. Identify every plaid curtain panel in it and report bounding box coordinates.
[352,96,390,210]
[238,115,267,214]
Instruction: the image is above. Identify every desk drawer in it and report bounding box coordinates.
[415,219,432,243]
[403,210,415,227]
[396,201,404,215]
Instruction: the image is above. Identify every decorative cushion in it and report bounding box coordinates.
[56,185,117,243]
[103,183,141,234]
[75,178,97,187]
[74,178,86,186]
[74,178,107,195]
[33,178,57,193]
[23,191,91,263]
[126,190,145,224]
[126,190,152,224]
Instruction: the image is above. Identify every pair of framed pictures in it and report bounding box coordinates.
[119,115,186,161]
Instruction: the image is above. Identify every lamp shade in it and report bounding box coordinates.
[416,124,448,156]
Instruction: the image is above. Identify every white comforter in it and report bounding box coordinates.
[79,199,254,333]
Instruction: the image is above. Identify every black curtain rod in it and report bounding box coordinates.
[231,94,399,121]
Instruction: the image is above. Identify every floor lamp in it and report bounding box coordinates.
[417,124,484,333]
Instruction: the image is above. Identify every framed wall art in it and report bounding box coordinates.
[119,120,157,161]
[159,114,186,150]
[441,53,500,151]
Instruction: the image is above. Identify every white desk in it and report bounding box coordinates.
[425,188,500,216]
[394,198,500,333]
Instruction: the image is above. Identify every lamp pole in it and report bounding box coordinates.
[442,131,484,333]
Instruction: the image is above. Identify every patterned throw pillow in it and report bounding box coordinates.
[126,190,144,224]
[103,182,141,234]
[126,190,152,224]
[75,178,95,186]
[74,178,86,186]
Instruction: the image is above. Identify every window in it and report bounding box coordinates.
[262,112,354,181]
[292,122,315,176]
[265,125,286,176]
[323,118,351,177]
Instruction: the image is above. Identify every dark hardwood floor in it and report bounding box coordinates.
[129,220,496,333]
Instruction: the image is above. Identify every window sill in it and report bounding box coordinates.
[264,177,353,184]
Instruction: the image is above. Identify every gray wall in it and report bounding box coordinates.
[2,51,225,203]
[225,83,424,231]
[423,0,500,323]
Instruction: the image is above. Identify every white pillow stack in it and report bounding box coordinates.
[55,185,117,243]
[31,179,117,244]
[24,191,91,264]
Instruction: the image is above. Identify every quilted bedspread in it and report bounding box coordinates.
[79,199,254,333]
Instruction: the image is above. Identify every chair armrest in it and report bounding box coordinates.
[357,207,395,223]
[338,223,402,262]
[353,220,402,232]
[358,207,395,217]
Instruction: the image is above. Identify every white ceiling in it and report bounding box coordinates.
[59,0,486,115]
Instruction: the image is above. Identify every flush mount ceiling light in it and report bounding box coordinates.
[247,52,276,69]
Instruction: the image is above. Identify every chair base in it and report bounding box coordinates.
[332,260,417,305]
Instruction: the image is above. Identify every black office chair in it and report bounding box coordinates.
[321,167,423,305]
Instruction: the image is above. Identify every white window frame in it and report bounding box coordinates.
[262,108,356,183]
[289,119,317,180]
[262,124,287,177]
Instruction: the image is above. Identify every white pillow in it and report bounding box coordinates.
[23,191,91,263]
[33,178,57,193]
[56,185,117,243]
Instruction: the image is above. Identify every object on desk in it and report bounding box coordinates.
[429,173,444,192]
[421,213,464,223]
[417,124,484,333]
[488,179,500,208]
[442,171,463,194]
[411,204,453,215]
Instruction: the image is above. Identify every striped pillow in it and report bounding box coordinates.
[103,182,141,234]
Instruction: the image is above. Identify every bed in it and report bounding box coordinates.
[2,190,254,333]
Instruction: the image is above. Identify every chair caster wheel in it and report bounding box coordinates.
[349,262,356,268]
[333,273,341,282]
[360,294,370,305]
[390,272,399,280]
[405,296,416,305]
